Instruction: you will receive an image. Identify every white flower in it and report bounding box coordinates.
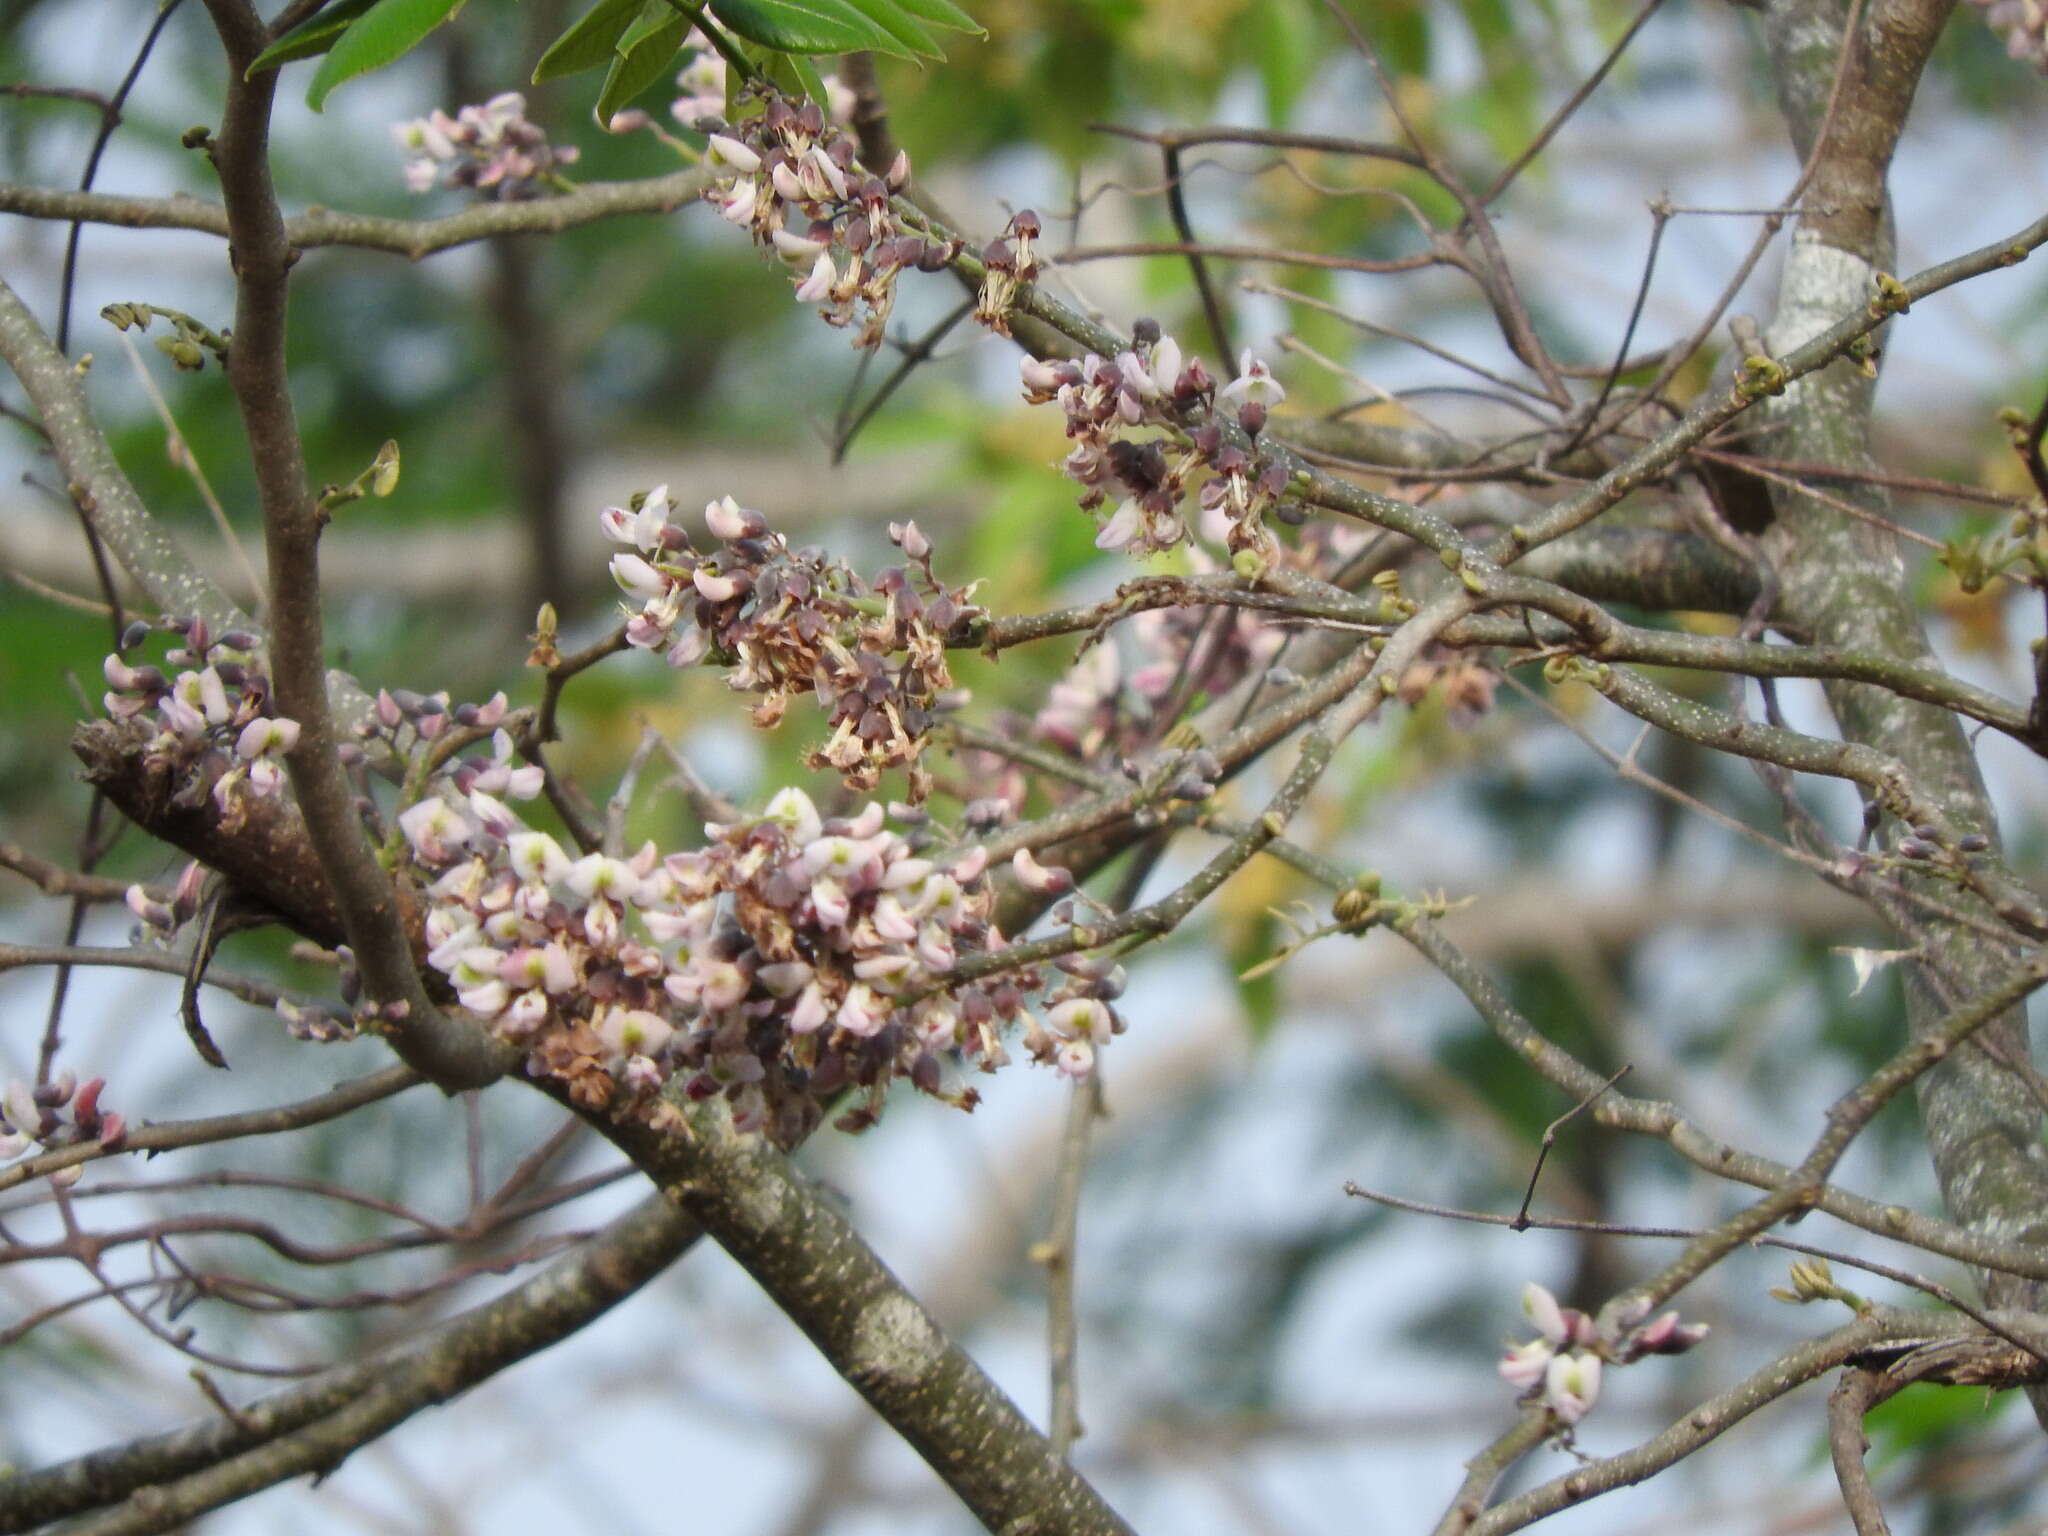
[1095,499,1144,552]
[235,716,299,759]
[1522,1281,1569,1345]
[1149,335,1183,395]
[1542,1351,1601,1425]
[399,798,472,864]
[1047,997,1112,1043]
[716,178,758,225]
[1217,350,1286,408]
[763,787,823,845]
[704,495,761,541]
[467,789,517,839]
[794,252,837,304]
[566,854,641,904]
[1498,1339,1554,1391]
[609,552,670,603]
[507,831,571,885]
[705,134,760,173]
[600,486,671,551]
[770,228,826,262]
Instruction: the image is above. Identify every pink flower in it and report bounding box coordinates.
[1012,848,1073,894]
[789,980,832,1034]
[1054,1038,1096,1079]
[836,983,890,1036]
[399,798,472,864]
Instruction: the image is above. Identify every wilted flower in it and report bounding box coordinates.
[96,621,295,833]
[597,489,981,798]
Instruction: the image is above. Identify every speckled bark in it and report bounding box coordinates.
[1758,0,2048,1385]
[0,277,252,638]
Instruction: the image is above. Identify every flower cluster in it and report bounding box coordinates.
[100,617,300,835]
[1022,322,1291,560]
[1035,598,1278,772]
[2,1074,124,1185]
[393,93,578,199]
[702,88,943,348]
[1970,0,2048,68]
[406,782,1115,1144]
[662,33,854,132]
[604,488,980,798]
[1499,1283,1709,1430]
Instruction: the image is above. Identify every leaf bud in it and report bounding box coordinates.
[369,440,401,498]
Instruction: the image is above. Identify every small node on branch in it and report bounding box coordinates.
[1867,271,1912,317]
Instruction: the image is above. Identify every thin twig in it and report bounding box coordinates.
[1511,1064,1630,1229]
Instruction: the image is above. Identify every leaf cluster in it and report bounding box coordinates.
[247,0,982,115]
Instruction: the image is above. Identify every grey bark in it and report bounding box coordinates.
[1757,0,2048,1393]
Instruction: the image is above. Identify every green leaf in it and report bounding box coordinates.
[1244,0,1313,127]
[780,49,830,105]
[305,0,467,111]
[246,0,381,76]
[707,0,891,56]
[846,0,941,58]
[533,0,646,82]
[887,0,981,32]
[595,11,689,123]
[617,0,683,54]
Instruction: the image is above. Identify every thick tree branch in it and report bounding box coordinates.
[0,278,249,637]
[600,1102,1139,1536]
[1757,0,2048,1413]
[0,1193,699,1534]
[198,0,508,1093]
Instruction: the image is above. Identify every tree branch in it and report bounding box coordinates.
[197,0,509,1093]
[0,168,713,259]
[0,1193,699,1534]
